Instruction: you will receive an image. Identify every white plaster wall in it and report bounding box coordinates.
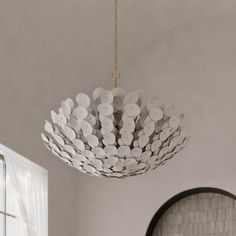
[0,0,236,236]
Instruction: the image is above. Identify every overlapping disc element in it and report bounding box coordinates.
[42,87,189,178]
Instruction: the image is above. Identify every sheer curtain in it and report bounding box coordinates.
[0,144,48,236]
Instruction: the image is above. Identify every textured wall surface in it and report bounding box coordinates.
[153,193,236,236]
[0,0,236,236]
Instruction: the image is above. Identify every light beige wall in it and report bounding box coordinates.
[0,0,236,236]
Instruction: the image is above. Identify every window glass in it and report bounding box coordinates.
[6,216,26,236]
[0,160,4,211]
[6,169,23,219]
[0,144,48,236]
[0,214,5,236]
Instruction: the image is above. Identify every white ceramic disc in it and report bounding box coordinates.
[143,121,155,136]
[107,156,119,166]
[97,103,113,116]
[86,134,99,148]
[161,153,172,162]
[134,163,146,171]
[106,172,123,178]
[123,158,136,166]
[138,130,145,137]
[135,169,146,175]
[70,118,81,132]
[53,134,65,146]
[112,166,123,172]
[72,159,82,168]
[101,90,113,103]
[65,98,74,109]
[117,145,130,157]
[120,133,133,146]
[50,110,57,123]
[130,147,142,158]
[159,128,172,141]
[73,106,88,120]
[64,145,76,155]
[182,136,189,145]
[147,96,161,110]
[93,87,105,101]
[81,120,93,137]
[138,135,149,148]
[122,117,135,132]
[179,128,187,137]
[74,154,87,162]
[44,121,54,134]
[144,115,152,125]
[112,159,124,171]
[103,168,113,173]
[163,105,174,117]
[41,133,49,143]
[86,114,96,126]
[102,132,116,145]
[124,104,140,117]
[173,142,185,153]
[123,91,139,104]
[141,151,152,159]
[168,115,180,129]
[158,146,171,158]
[60,151,71,160]
[48,141,60,153]
[145,143,151,151]
[90,159,103,171]
[72,139,85,151]
[119,127,132,136]
[61,101,72,117]
[63,127,76,141]
[81,150,95,160]
[92,146,106,158]
[112,87,125,97]
[149,155,158,163]
[48,140,61,153]
[151,140,162,152]
[84,164,96,174]
[102,159,112,169]
[169,135,184,148]
[76,93,90,108]
[104,145,118,157]
[56,114,67,128]
[149,108,163,121]
[101,117,114,132]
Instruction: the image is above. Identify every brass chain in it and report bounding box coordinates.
[112,0,120,88]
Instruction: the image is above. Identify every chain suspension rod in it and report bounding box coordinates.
[112,0,120,88]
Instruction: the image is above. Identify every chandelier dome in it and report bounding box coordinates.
[42,87,189,178]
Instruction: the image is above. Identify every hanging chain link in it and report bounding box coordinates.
[112,0,120,88]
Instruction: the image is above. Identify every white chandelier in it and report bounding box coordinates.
[41,0,189,178]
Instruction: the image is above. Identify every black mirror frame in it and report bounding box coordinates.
[146,187,236,236]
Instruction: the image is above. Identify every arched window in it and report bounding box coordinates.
[146,188,236,236]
